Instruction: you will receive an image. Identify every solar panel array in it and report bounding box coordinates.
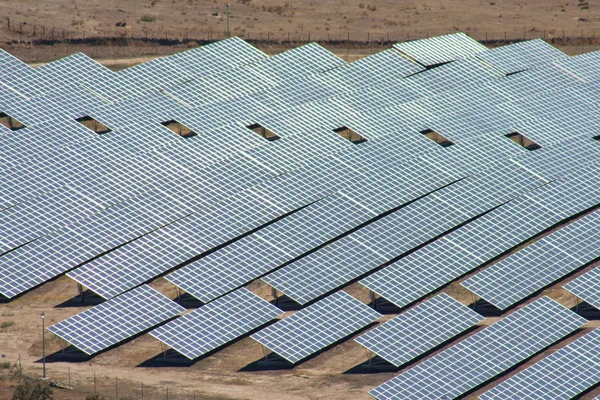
[361,167,600,309]
[251,291,381,363]
[462,210,600,310]
[1,33,600,398]
[354,293,483,367]
[480,328,600,400]
[370,297,587,400]
[48,285,185,355]
[150,288,282,360]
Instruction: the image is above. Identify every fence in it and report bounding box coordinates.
[4,16,600,47]
[1,358,208,400]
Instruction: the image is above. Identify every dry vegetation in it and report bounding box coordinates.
[1,0,600,44]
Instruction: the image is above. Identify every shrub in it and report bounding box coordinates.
[140,15,156,22]
[1,321,15,329]
[12,380,53,400]
[0,361,11,369]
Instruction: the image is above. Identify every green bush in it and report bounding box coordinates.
[1,321,15,329]
[12,380,53,400]
[140,15,156,22]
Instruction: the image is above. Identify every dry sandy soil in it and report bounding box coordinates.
[1,0,600,44]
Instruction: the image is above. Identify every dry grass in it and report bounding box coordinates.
[1,0,600,46]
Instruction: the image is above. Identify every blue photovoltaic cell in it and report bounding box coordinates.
[150,288,282,359]
[370,297,587,400]
[480,328,600,400]
[48,285,185,355]
[462,210,600,309]
[355,293,483,367]
[251,291,382,363]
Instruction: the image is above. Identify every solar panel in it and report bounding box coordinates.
[0,191,190,299]
[394,33,487,66]
[354,293,483,367]
[564,267,600,310]
[47,285,185,355]
[476,39,569,74]
[480,328,600,399]
[0,185,104,254]
[362,168,600,309]
[69,190,288,299]
[149,288,282,360]
[462,211,600,310]
[369,297,587,400]
[251,291,381,363]
[325,48,424,87]
[263,236,386,305]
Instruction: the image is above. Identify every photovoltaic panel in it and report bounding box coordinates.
[564,267,600,310]
[0,185,104,254]
[394,33,487,66]
[462,211,600,310]
[251,291,381,363]
[68,190,288,299]
[480,328,600,400]
[354,293,483,367]
[362,167,600,310]
[0,192,190,299]
[370,297,587,400]
[476,39,569,74]
[326,48,424,87]
[263,236,387,305]
[47,285,185,355]
[149,288,282,360]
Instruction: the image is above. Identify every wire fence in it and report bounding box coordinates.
[1,357,210,400]
[4,17,600,47]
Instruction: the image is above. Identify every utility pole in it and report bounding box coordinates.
[226,3,231,38]
[41,312,46,379]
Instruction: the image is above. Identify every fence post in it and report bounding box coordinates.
[94,372,96,393]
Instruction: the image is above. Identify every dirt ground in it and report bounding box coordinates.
[1,0,600,45]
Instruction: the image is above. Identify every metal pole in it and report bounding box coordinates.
[68,367,71,388]
[226,4,230,38]
[141,381,144,400]
[94,372,96,393]
[41,312,46,379]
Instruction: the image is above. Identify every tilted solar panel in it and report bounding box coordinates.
[150,288,282,360]
[355,293,483,367]
[480,328,600,400]
[251,291,381,363]
[462,210,600,310]
[394,33,487,66]
[48,285,185,355]
[369,297,587,400]
[564,267,600,310]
